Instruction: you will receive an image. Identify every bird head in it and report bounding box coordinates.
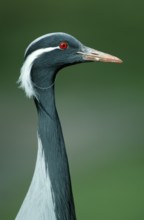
[19,32,122,98]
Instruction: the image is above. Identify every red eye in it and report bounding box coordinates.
[59,42,68,50]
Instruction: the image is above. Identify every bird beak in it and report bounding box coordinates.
[77,46,122,63]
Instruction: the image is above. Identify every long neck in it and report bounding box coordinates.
[34,86,77,220]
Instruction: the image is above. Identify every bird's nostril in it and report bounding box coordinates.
[91,52,99,55]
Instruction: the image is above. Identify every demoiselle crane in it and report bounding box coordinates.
[16,32,122,220]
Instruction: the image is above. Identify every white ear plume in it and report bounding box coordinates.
[18,46,60,98]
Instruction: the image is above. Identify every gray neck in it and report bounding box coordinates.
[15,86,77,220]
[34,86,77,220]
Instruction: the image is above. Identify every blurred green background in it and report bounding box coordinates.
[0,0,144,219]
